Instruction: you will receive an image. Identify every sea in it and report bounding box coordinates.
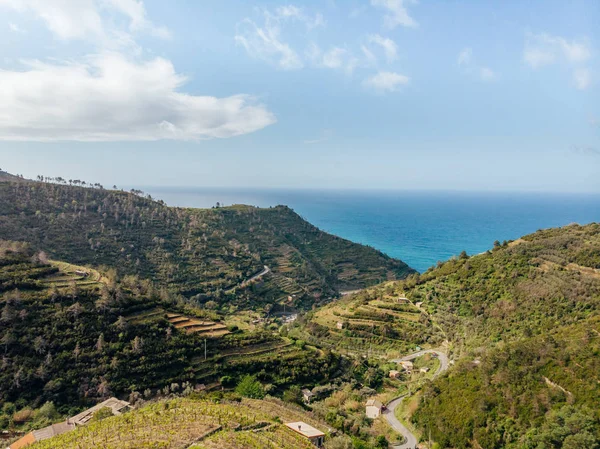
[142,187,600,273]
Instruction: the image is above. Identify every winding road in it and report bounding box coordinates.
[225,265,270,293]
[383,349,449,449]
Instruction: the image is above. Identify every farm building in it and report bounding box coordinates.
[389,370,401,379]
[302,389,315,404]
[284,422,325,447]
[365,399,384,419]
[70,397,131,426]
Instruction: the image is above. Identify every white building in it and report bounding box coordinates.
[284,422,325,447]
[365,399,383,419]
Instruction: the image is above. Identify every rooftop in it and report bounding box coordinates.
[70,397,130,426]
[284,422,325,438]
[366,399,383,408]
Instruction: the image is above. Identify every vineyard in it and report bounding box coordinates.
[294,284,445,356]
[28,397,330,449]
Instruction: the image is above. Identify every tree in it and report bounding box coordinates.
[235,375,264,399]
[283,385,302,404]
[96,333,105,352]
[374,435,389,448]
[132,336,143,353]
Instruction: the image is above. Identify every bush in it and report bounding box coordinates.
[235,375,264,399]
[282,386,302,405]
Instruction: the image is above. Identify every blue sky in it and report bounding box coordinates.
[0,0,598,192]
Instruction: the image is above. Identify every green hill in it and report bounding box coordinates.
[377,223,600,448]
[0,178,414,309]
[0,243,340,417]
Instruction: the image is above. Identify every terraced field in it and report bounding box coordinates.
[166,313,230,337]
[41,261,105,289]
[189,337,305,384]
[125,309,230,337]
[29,397,329,449]
[297,285,445,356]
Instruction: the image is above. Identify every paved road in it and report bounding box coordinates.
[391,349,449,377]
[225,266,270,293]
[245,265,270,283]
[384,349,449,449]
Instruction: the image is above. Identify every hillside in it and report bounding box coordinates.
[292,284,445,357]
[0,243,340,417]
[380,223,600,448]
[0,170,25,183]
[25,396,334,449]
[0,178,414,309]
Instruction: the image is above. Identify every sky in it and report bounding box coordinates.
[0,0,599,192]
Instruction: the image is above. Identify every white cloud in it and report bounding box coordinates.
[104,0,171,39]
[479,67,495,81]
[523,33,591,68]
[573,68,591,90]
[235,16,303,70]
[368,34,398,63]
[322,47,347,69]
[0,53,276,141]
[371,0,418,29]
[363,71,409,92]
[457,48,472,66]
[0,0,274,142]
[361,45,377,65]
[307,44,359,74]
[274,5,325,29]
[457,47,496,81]
[523,32,593,90]
[235,5,325,70]
[0,0,170,41]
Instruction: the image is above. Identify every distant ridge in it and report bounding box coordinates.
[0,170,26,182]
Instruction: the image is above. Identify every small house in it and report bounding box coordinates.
[420,367,430,374]
[398,360,413,374]
[284,422,325,447]
[8,398,130,449]
[302,389,314,404]
[8,422,74,449]
[336,321,344,330]
[397,296,409,303]
[365,399,383,419]
[389,370,401,379]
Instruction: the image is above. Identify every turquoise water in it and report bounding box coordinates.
[144,187,600,273]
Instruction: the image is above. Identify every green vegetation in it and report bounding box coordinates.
[0,242,341,421]
[0,179,414,310]
[235,375,265,399]
[28,396,332,449]
[291,285,444,357]
[2,174,600,449]
[392,223,600,448]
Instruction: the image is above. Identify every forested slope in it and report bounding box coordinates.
[0,179,413,309]
[0,242,340,419]
[395,223,600,448]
